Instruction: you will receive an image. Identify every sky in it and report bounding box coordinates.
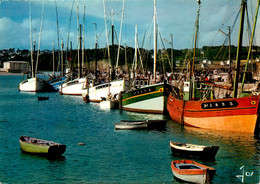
[0,0,259,51]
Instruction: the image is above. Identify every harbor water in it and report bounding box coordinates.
[0,75,259,183]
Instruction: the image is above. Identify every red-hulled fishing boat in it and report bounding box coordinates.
[167,0,260,134]
[167,94,260,133]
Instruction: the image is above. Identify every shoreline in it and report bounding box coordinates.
[0,71,23,76]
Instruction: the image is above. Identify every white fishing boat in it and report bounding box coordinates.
[19,77,46,92]
[83,78,129,102]
[59,77,86,96]
[19,2,54,92]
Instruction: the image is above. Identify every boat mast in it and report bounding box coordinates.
[116,0,125,73]
[35,0,45,75]
[233,0,247,98]
[61,40,64,77]
[82,0,86,77]
[66,0,75,71]
[55,0,61,75]
[153,0,157,84]
[111,9,115,81]
[53,41,55,76]
[93,23,98,80]
[29,0,34,78]
[103,0,111,76]
[191,0,201,80]
[241,0,260,92]
[77,1,82,78]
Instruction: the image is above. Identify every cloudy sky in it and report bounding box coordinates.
[0,0,259,50]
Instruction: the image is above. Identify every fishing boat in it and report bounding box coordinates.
[59,77,86,95]
[170,141,219,160]
[82,79,129,102]
[171,160,216,183]
[119,1,171,114]
[114,119,167,130]
[19,77,48,92]
[38,96,49,101]
[19,136,66,156]
[120,82,171,114]
[19,2,56,93]
[167,0,260,134]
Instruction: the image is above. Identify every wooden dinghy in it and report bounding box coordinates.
[19,136,66,156]
[114,120,167,130]
[171,160,216,183]
[38,96,49,101]
[170,141,219,160]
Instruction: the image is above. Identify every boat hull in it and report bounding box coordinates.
[170,141,219,160]
[19,77,46,92]
[171,160,216,183]
[59,78,86,96]
[114,120,167,130]
[19,136,66,156]
[120,82,171,114]
[100,100,118,109]
[114,122,147,130]
[167,94,260,133]
[83,79,129,102]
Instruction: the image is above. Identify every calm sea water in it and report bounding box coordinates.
[0,75,259,183]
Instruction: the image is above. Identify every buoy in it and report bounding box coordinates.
[77,143,86,146]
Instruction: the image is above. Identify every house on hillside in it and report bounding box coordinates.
[0,61,29,73]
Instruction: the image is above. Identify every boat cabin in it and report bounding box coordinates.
[183,81,212,101]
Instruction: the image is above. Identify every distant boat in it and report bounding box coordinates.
[19,136,66,156]
[114,119,167,130]
[19,2,56,93]
[19,77,47,92]
[170,141,219,160]
[38,96,49,101]
[171,160,216,183]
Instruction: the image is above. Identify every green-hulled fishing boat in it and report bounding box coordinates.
[19,136,66,156]
[120,82,171,114]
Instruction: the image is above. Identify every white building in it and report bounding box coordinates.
[1,61,29,73]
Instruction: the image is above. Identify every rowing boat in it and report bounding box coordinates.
[171,160,216,183]
[170,141,219,160]
[19,136,66,156]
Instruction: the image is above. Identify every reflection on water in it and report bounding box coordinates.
[1,75,260,183]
